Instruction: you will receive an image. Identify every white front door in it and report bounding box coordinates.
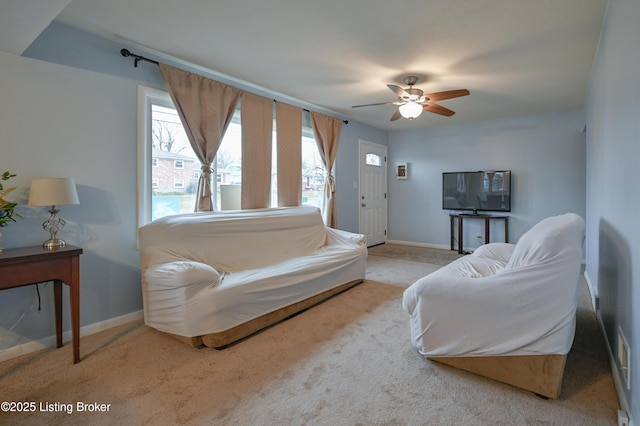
[359,140,387,247]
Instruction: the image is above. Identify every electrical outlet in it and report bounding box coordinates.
[617,409,629,426]
[617,326,631,390]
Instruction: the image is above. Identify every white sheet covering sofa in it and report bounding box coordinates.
[402,213,585,398]
[138,206,367,348]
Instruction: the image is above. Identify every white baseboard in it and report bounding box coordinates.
[583,270,598,312]
[386,239,451,250]
[0,310,143,363]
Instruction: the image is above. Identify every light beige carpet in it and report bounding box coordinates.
[0,244,619,425]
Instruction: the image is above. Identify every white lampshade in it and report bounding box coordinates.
[28,178,80,207]
[398,102,423,120]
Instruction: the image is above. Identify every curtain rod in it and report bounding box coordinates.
[272,100,348,125]
[120,48,348,125]
[120,48,159,67]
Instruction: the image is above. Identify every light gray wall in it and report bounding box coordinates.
[0,51,142,349]
[387,110,586,250]
[584,0,639,419]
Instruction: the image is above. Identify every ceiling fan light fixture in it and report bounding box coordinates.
[399,101,423,120]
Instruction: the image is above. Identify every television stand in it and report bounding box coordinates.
[450,214,509,254]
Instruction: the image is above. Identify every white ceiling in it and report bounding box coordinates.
[3,0,608,131]
[0,0,71,55]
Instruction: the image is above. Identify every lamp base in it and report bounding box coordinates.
[43,238,67,249]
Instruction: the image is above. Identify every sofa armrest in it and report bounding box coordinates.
[144,261,221,289]
[328,228,367,246]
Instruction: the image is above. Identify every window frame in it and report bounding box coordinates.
[137,85,175,231]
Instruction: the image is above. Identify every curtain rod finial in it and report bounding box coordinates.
[119,48,159,67]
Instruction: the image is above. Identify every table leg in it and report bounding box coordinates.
[450,216,455,251]
[70,256,81,363]
[458,216,464,254]
[505,218,509,243]
[485,219,490,245]
[54,280,63,348]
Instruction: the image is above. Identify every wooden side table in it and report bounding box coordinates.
[450,214,509,254]
[0,245,83,363]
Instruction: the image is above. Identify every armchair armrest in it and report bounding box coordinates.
[472,242,515,264]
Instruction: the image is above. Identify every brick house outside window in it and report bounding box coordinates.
[152,148,198,194]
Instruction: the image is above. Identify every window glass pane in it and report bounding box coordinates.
[301,129,324,208]
[150,104,244,216]
[216,110,242,210]
[150,104,198,221]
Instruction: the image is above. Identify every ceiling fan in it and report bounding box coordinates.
[352,76,470,121]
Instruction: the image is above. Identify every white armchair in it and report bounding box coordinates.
[402,213,585,398]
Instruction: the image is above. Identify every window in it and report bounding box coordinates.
[365,153,382,167]
[301,123,324,208]
[138,85,323,227]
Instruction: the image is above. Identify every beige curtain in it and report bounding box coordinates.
[310,111,342,227]
[159,63,242,211]
[241,93,273,209]
[276,103,302,206]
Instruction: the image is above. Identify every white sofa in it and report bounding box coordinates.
[138,206,367,348]
[402,213,585,398]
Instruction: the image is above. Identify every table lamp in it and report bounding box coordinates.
[28,178,80,249]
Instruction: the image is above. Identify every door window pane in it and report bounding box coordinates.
[365,153,382,167]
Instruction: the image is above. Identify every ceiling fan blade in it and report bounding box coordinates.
[390,109,402,121]
[423,103,455,117]
[387,84,410,99]
[425,89,470,102]
[351,101,396,108]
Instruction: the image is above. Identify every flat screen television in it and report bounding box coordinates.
[442,170,511,213]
